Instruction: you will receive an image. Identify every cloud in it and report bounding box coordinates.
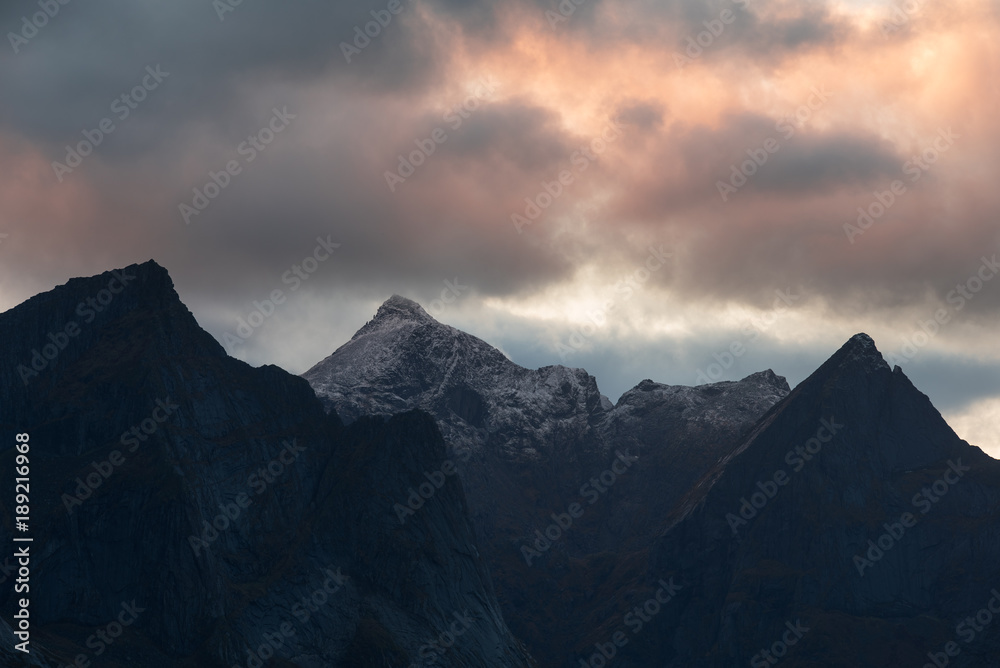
[943,396,1000,458]
[1,0,998,445]
[0,0,448,148]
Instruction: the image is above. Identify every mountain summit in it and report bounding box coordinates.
[304,294,520,429]
[356,293,436,333]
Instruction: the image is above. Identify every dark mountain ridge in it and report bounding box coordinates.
[3,265,998,668]
[0,262,533,667]
[305,297,1000,667]
[304,295,794,665]
[638,334,1000,667]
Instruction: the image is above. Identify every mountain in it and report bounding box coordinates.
[7,269,998,668]
[304,295,792,666]
[304,297,1000,667]
[0,263,533,667]
[303,295,789,547]
[304,294,609,454]
[628,334,1000,667]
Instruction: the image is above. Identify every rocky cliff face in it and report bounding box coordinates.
[304,295,792,666]
[631,334,1000,667]
[0,262,533,667]
[304,294,609,459]
[303,296,789,547]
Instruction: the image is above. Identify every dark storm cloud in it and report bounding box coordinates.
[431,101,575,169]
[1,0,991,325]
[748,131,903,194]
[153,96,593,301]
[524,0,853,63]
[723,1,850,56]
[612,111,903,216]
[0,0,854,164]
[1,0,997,453]
[0,0,445,148]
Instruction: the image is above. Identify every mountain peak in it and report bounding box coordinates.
[833,332,890,372]
[2,259,183,329]
[742,368,791,392]
[847,331,876,348]
[373,294,435,324]
[340,294,438,343]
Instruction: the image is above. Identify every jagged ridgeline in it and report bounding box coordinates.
[2,261,999,667]
[304,295,1000,667]
[0,261,532,667]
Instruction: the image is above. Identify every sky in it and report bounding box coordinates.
[1,0,999,456]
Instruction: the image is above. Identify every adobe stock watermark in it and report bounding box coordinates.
[883,253,999,367]
[555,246,671,361]
[52,65,170,182]
[922,588,1000,668]
[222,236,340,350]
[426,278,468,318]
[230,565,349,668]
[179,106,296,225]
[213,0,246,21]
[726,418,843,535]
[886,266,999,363]
[230,565,348,668]
[577,577,683,668]
[57,601,146,668]
[879,0,927,37]
[291,566,349,625]
[750,619,811,668]
[0,556,16,587]
[694,287,802,384]
[852,459,970,577]
[188,439,307,557]
[716,84,832,202]
[511,118,625,234]
[394,452,470,524]
[519,451,636,566]
[674,0,751,68]
[406,610,477,668]
[340,0,416,63]
[233,623,295,668]
[62,398,180,514]
[545,0,590,29]
[16,269,136,386]
[7,0,74,55]
[384,76,499,192]
[844,127,959,244]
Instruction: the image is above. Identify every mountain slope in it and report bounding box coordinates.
[304,294,609,460]
[303,295,790,546]
[303,295,792,666]
[0,262,533,667]
[623,334,1000,667]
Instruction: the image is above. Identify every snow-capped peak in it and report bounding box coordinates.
[350,295,436,340]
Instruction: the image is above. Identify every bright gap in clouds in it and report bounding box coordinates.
[944,398,1000,459]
